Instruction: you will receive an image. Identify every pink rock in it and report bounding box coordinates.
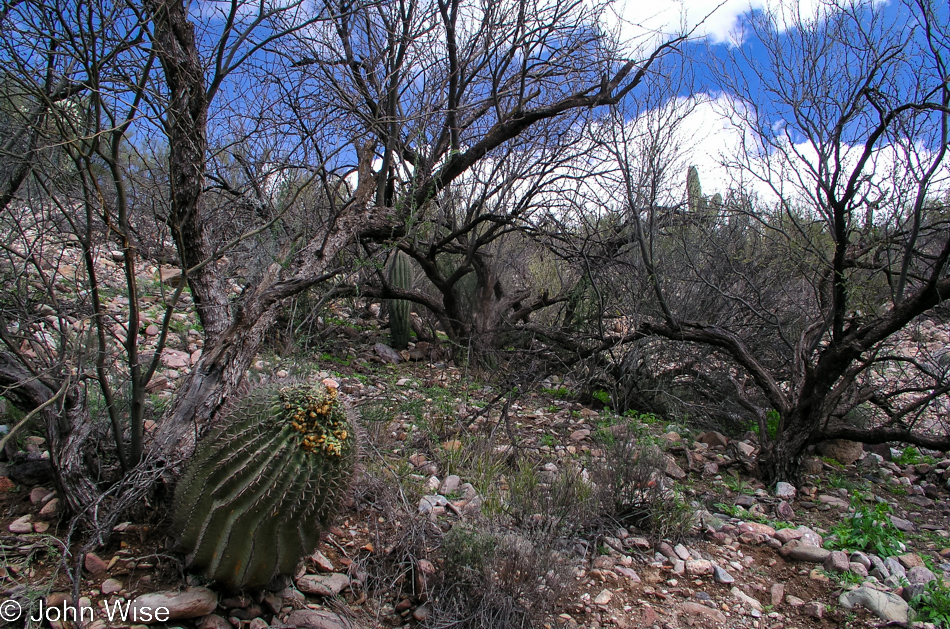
[129,587,217,620]
[160,349,190,369]
[84,552,109,574]
[738,521,776,538]
[8,515,33,534]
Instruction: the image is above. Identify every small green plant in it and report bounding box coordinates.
[893,446,938,466]
[539,433,558,448]
[750,409,780,440]
[910,579,950,626]
[591,389,611,406]
[723,476,754,495]
[541,386,570,398]
[827,500,904,558]
[623,409,660,424]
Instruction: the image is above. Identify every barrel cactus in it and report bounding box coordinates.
[388,250,412,350]
[172,383,356,589]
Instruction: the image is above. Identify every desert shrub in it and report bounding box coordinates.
[432,525,569,628]
[590,422,694,542]
[505,459,596,538]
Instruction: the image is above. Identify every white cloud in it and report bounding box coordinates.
[604,0,881,48]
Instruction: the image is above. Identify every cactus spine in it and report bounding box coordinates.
[388,250,412,350]
[172,383,355,589]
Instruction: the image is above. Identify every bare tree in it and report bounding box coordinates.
[583,0,950,483]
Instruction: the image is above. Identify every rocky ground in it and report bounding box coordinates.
[2,254,950,628]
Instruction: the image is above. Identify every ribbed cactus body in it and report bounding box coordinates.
[172,384,355,589]
[388,251,412,350]
[687,165,703,213]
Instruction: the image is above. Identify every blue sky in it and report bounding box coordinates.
[602,0,950,205]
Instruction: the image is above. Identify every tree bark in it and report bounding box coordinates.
[145,0,231,344]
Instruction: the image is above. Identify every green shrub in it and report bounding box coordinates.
[172,383,356,589]
[910,579,950,626]
[893,446,937,466]
[827,500,904,558]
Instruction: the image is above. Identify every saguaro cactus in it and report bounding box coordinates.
[172,383,355,589]
[388,250,412,350]
[687,165,704,213]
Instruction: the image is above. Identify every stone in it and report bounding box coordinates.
[907,565,937,585]
[774,482,796,500]
[129,587,217,620]
[101,578,123,595]
[787,546,830,563]
[774,528,803,544]
[775,501,795,520]
[374,343,403,364]
[310,550,335,572]
[664,458,687,479]
[817,494,849,508]
[29,487,53,504]
[697,431,729,448]
[296,573,350,596]
[869,554,890,579]
[839,586,910,624]
[248,619,268,629]
[734,441,755,457]
[673,544,691,561]
[197,614,231,629]
[283,609,354,629]
[786,595,805,606]
[616,566,640,582]
[849,562,868,578]
[159,266,182,287]
[8,515,32,533]
[817,439,864,465]
[84,552,109,574]
[801,457,823,475]
[412,605,430,622]
[569,429,590,442]
[677,602,727,624]
[686,560,714,576]
[886,557,907,579]
[890,515,916,532]
[731,587,762,611]
[418,494,448,514]
[735,494,757,507]
[795,525,823,547]
[439,475,461,495]
[160,349,191,369]
[897,553,924,569]
[822,551,850,573]
[770,583,784,607]
[713,566,735,584]
[849,551,871,569]
[802,601,824,619]
[594,590,613,606]
[738,521,775,537]
[39,498,60,517]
